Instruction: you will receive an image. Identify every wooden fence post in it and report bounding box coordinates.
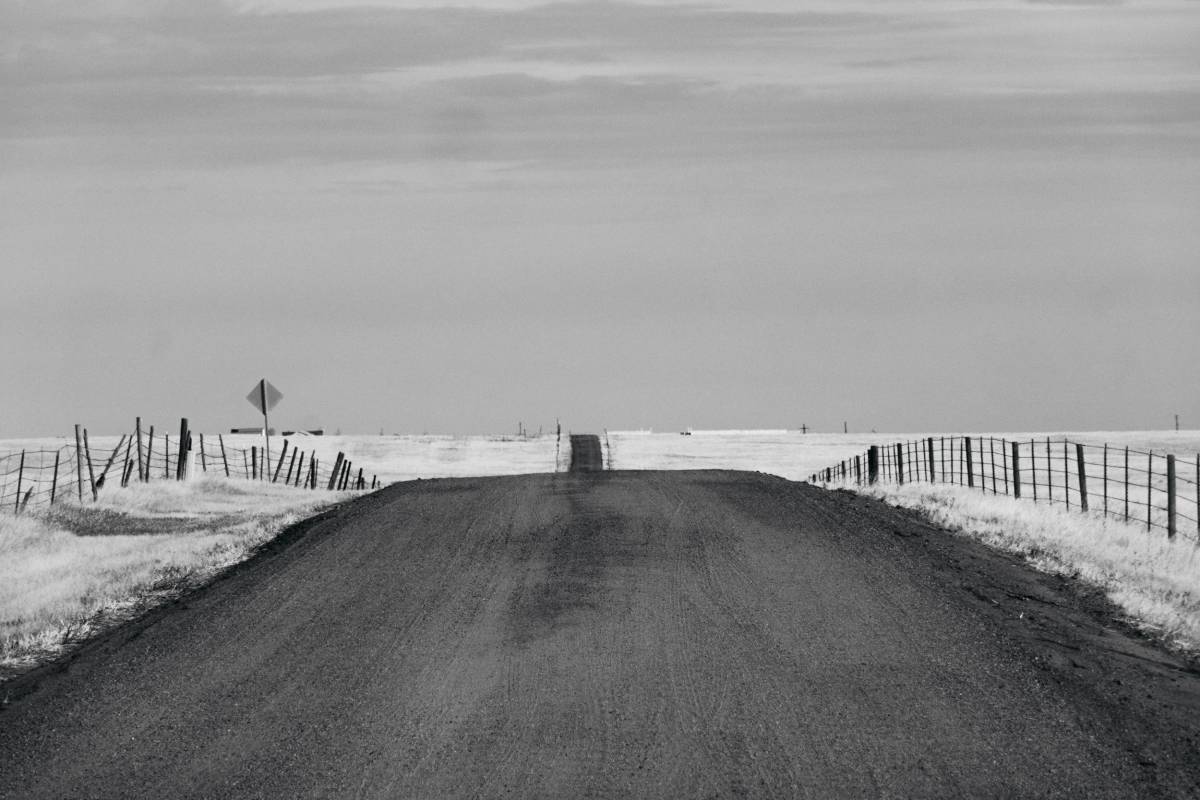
[1065,441,1075,510]
[83,429,98,502]
[1045,438,1052,503]
[164,434,171,480]
[14,450,25,514]
[927,438,935,482]
[219,434,230,477]
[1147,452,1153,531]
[1001,439,1009,495]
[95,434,127,489]
[327,453,345,490]
[1166,454,1176,539]
[135,417,144,482]
[145,426,155,482]
[854,455,861,485]
[895,443,904,485]
[51,450,61,505]
[964,437,974,489]
[120,434,133,488]
[285,448,298,485]
[356,467,363,490]
[252,446,258,481]
[1075,443,1088,512]
[74,424,84,502]
[1102,444,1108,518]
[176,419,189,480]
[1029,440,1037,502]
[295,452,307,487]
[199,433,207,473]
[310,457,318,490]
[989,438,997,494]
[272,440,290,483]
[1011,441,1021,499]
[868,446,879,484]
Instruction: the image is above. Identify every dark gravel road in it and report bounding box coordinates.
[3,470,1200,798]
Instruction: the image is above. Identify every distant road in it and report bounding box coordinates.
[569,433,603,471]
[3,471,1200,798]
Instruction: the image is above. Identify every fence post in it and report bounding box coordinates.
[1075,443,1088,512]
[310,457,318,489]
[285,447,298,485]
[295,452,306,487]
[120,434,133,487]
[251,446,258,481]
[135,417,145,482]
[964,437,974,489]
[1001,439,1009,495]
[176,419,189,480]
[164,434,171,479]
[15,450,25,514]
[51,450,61,505]
[74,424,85,502]
[327,453,345,490]
[199,433,207,473]
[854,455,861,485]
[144,426,155,482]
[356,467,363,490]
[1011,441,1021,499]
[1102,444,1108,518]
[95,434,127,490]
[895,443,904,484]
[219,435,230,477]
[867,446,879,484]
[1166,454,1176,539]
[1147,452,1153,531]
[340,461,351,491]
[1124,446,1129,521]
[83,429,98,502]
[272,440,290,483]
[1029,440,1037,502]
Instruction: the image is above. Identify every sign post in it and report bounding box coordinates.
[246,379,283,479]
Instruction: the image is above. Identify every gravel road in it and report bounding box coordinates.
[3,470,1199,798]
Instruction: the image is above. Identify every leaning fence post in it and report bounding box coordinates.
[356,467,363,490]
[120,434,133,488]
[272,440,290,483]
[964,437,974,489]
[1166,455,1176,539]
[96,434,127,490]
[74,424,85,502]
[50,450,61,505]
[219,434,230,477]
[1075,443,1089,512]
[310,457,318,489]
[199,433,207,473]
[145,426,155,482]
[15,450,25,514]
[135,417,144,482]
[284,447,298,485]
[327,452,345,490]
[83,429,98,502]
[868,446,879,484]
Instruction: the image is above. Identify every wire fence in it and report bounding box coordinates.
[811,436,1200,541]
[0,418,378,516]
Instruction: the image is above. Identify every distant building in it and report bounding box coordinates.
[230,427,276,435]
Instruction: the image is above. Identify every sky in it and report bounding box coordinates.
[2,0,1198,437]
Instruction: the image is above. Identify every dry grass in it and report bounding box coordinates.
[860,482,1200,651]
[0,475,345,679]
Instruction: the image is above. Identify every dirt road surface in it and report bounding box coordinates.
[3,471,1200,798]
[569,434,603,471]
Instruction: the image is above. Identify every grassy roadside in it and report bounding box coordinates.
[0,475,350,682]
[859,482,1200,652]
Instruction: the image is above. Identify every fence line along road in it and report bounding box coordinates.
[0,417,378,517]
[812,436,1199,540]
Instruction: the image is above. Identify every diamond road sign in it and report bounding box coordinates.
[247,379,283,415]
